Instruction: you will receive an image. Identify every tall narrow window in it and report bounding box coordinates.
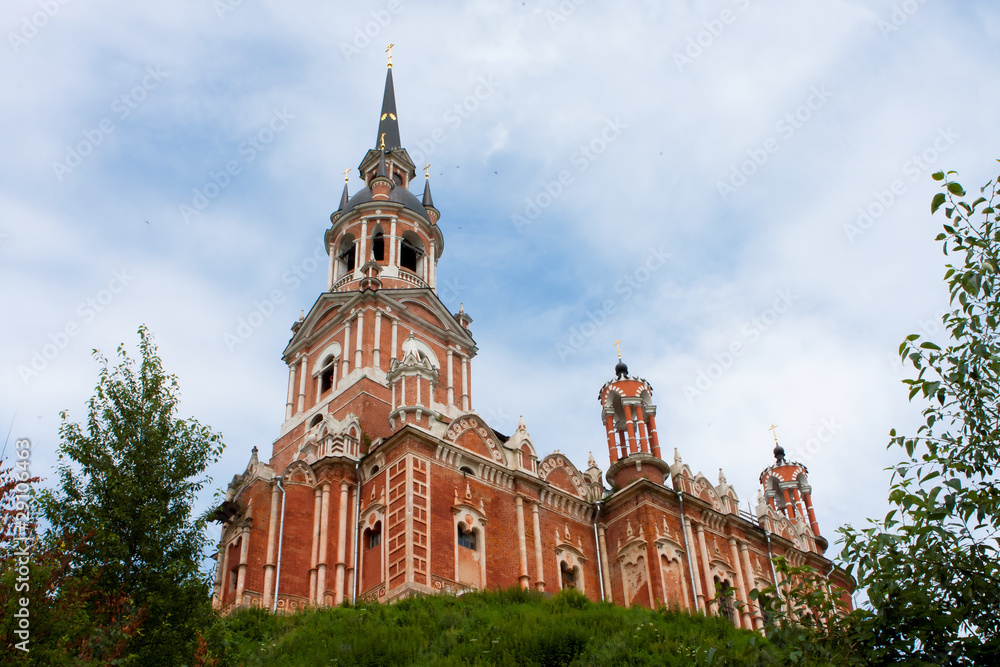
[367,524,382,550]
[320,355,335,393]
[561,562,576,590]
[372,232,385,261]
[339,242,356,272]
[457,524,477,550]
[400,239,418,272]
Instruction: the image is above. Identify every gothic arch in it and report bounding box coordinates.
[538,453,587,499]
[445,414,506,465]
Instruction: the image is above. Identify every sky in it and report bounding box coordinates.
[2,0,999,570]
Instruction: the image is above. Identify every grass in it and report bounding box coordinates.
[203,588,804,666]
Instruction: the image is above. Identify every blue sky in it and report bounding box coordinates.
[3,0,999,566]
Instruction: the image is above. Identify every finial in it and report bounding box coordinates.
[386,43,394,67]
[380,133,386,150]
[459,303,465,314]
[769,424,779,444]
[424,163,431,178]
[299,310,305,321]
[613,339,623,360]
[343,167,350,182]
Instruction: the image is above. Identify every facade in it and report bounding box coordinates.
[210,63,854,628]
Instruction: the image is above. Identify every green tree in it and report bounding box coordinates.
[37,325,225,666]
[839,163,1000,664]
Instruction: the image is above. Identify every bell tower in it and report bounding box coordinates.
[274,57,478,471]
[759,430,827,552]
[326,62,443,294]
[598,353,670,489]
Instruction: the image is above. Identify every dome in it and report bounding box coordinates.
[340,184,429,220]
[614,360,628,379]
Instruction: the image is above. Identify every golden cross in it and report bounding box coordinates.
[612,339,623,359]
[386,43,394,67]
[424,163,431,178]
[342,168,350,182]
[769,424,779,444]
[380,133,385,149]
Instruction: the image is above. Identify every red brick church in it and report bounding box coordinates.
[210,61,854,629]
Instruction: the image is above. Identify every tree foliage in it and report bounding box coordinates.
[839,163,1000,663]
[33,325,225,666]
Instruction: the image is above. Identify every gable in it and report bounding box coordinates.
[538,454,587,498]
[445,416,505,464]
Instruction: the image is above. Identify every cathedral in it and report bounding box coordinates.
[210,60,854,629]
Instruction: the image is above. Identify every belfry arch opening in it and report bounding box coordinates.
[371,224,386,263]
[399,231,424,275]
[338,234,357,276]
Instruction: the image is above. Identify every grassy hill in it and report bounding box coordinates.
[202,588,807,666]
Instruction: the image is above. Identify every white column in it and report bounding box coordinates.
[696,524,714,616]
[310,488,322,604]
[335,481,350,605]
[516,496,529,589]
[297,355,308,414]
[263,484,281,608]
[446,349,454,406]
[235,523,251,604]
[285,363,296,420]
[317,483,331,606]
[360,220,368,266]
[373,311,383,370]
[391,318,398,360]
[729,536,751,630]
[461,356,470,411]
[429,240,437,288]
[327,245,335,288]
[354,311,364,369]
[532,502,545,591]
[389,218,397,267]
[342,321,351,380]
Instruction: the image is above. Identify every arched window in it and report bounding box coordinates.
[459,466,475,477]
[320,355,336,393]
[399,231,424,274]
[372,232,385,262]
[338,234,357,273]
[370,465,380,477]
[457,524,477,550]
[715,576,737,624]
[367,522,382,550]
[560,562,576,590]
[309,414,323,428]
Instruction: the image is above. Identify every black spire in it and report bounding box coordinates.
[615,359,628,379]
[773,442,786,464]
[338,181,349,210]
[376,66,401,150]
[376,150,388,178]
[422,177,435,208]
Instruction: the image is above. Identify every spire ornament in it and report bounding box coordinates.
[386,43,394,67]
